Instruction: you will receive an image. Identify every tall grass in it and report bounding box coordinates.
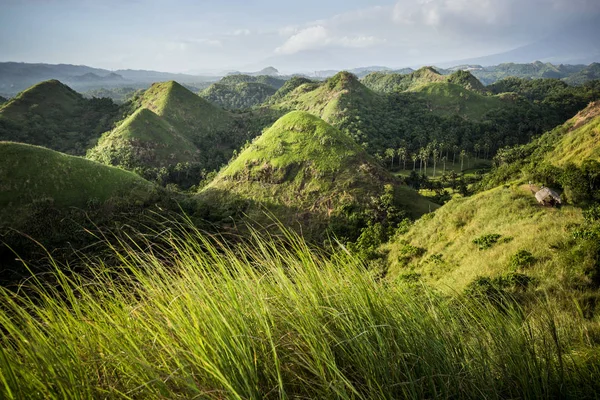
[0,225,598,399]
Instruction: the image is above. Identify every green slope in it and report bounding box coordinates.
[133,81,234,141]
[89,81,252,177]
[0,80,118,155]
[0,95,6,104]
[563,63,600,86]
[543,101,600,166]
[385,184,587,292]
[218,74,286,89]
[0,141,153,219]
[87,108,198,168]
[202,111,436,236]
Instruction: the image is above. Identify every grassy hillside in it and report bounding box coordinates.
[0,80,119,155]
[0,141,153,216]
[200,82,276,109]
[385,184,590,293]
[543,101,600,165]
[89,81,256,183]
[87,108,199,169]
[202,111,435,238]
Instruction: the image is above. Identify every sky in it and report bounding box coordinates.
[1,0,599,74]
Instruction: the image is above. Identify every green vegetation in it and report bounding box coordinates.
[87,108,199,169]
[0,141,152,212]
[0,95,6,104]
[200,82,276,109]
[0,80,119,155]
[385,185,587,293]
[564,63,600,86]
[361,68,486,94]
[82,87,140,104]
[88,81,261,187]
[1,226,599,399]
[203,111,435,240]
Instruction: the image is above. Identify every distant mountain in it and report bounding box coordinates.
[0,95,6,104]
[0,62,218,96]
[563,63,600,86]
[438,18,600,68]
[202,111,435,238]
[68,72,125,83]
[0,80,119,155]
[226,66,280,77]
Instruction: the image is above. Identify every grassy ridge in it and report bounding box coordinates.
[544,101,600,165]
[0,141,152,213]
[385,184,588,292]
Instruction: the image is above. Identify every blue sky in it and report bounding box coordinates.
[1,0,599,73]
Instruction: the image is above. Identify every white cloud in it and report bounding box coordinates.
[232,29,251,36]
[275,25,384,55]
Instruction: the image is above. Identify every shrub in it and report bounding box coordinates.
[509,250,536,270]
[472,233,502,250]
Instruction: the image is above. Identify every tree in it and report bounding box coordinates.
[432,148,439,178]
[385,148,395,168]
[460,150,467,172]
[412,153,418,171]
[397,147,407,170]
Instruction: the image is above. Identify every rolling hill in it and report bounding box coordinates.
[87,108,199,169]
[385,184,589,294]
[0,80,119,155]
[89,81,250,176]
[201,111,436,238]
[0,141,154,222]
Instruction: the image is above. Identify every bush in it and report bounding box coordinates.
[472,233,502,250]
[509,250,536,270]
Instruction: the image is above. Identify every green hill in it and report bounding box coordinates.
[200,82,277,109]
[89,81,252,180]
[0,80,118,155]
[542,101,600,166]
[0,95,6,104]
[0,141,153,222]
[87,108,199,169]
[385,184,589,293]
[411,82,507,119]
[361,67,446,93]
[202,111,436,238]
[563,63,600,86]
[268,76,313,103]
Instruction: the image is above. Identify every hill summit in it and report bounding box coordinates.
[202,111,434,237]
[89,81,245,174]
[0,80,118,155]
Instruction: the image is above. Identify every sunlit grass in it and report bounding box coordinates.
[1,224,599,399]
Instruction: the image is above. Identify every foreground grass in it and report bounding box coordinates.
[1,227,599,399]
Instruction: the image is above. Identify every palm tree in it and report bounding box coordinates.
[432,148,439,178]
[412,153,418,171]
[460,150,467,172]
[397,147,407,170]
[385,148,395,168]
